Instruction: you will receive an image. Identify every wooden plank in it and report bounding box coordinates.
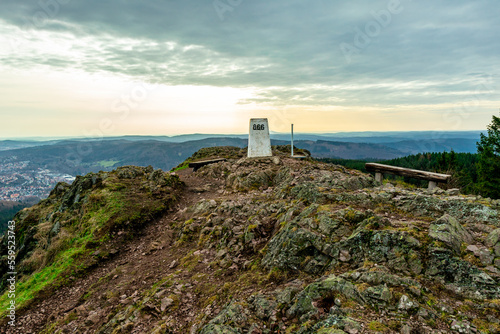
[365,163,451,183]
[188,158,227,171]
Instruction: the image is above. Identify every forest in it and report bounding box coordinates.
[319,114,500,199]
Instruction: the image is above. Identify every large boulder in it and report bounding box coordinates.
[429,214,473,254]
[262,219,332,274]
[262,206,368,274]
[286,274,364,319]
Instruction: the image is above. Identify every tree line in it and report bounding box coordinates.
[319,113,500,199]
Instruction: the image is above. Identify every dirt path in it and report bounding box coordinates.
[6,167,225,334]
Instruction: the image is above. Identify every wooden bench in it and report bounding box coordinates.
[365,163,451,190]
[188,158,227,172]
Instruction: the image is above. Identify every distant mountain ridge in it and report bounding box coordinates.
[0,131,483,150]
[0,132,483,178]
[0,137,407,177]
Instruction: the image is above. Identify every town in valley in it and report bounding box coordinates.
[0,156,75,202]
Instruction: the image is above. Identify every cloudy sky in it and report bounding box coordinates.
[0,0,499,138]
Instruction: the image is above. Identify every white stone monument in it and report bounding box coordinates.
[248,118,272,158]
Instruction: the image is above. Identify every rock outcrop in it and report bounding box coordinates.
[1,146,499,333]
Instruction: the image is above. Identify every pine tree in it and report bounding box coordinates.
[477,113,500,198]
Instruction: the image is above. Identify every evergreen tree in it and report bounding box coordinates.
[449,150,457,169]
[477,113,500,198]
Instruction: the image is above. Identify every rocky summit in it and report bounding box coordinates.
[1,146,500,334]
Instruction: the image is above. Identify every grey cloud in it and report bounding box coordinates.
[0,0,499,107]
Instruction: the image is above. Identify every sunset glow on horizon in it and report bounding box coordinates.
[1,1,499,138]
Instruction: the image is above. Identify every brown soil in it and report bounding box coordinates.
[5,166,251,334]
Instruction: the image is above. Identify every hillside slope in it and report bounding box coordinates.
[1,146,500,333]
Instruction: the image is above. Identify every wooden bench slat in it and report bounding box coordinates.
[188,158,227,171]
[365,163,451,182]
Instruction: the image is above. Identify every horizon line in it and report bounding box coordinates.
[0,129,487,141]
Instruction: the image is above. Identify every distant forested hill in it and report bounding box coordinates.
[0,138,409,177]
[0,135,484,197]
[0,138,250,175]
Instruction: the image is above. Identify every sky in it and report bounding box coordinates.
[0,0,499,138]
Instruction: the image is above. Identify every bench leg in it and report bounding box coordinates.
[428,181,437,190]
[375,172,383,183]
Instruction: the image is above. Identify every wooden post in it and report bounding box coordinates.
[291,124,294,157]
[428,181,437,190]
[375,172,383,183]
